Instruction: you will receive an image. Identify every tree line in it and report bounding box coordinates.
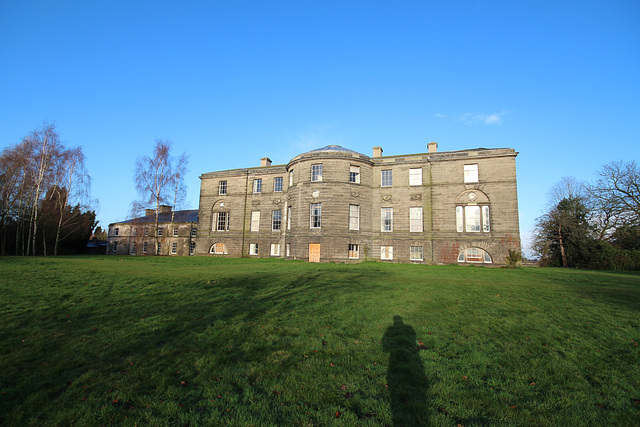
[533,161,640,270]
[0,123,95,255]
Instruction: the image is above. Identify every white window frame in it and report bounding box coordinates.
[157,227,163,237]
[311,164,323,182]
[191,228,197,237]
[348,244,359,259]
[218,180,227,195]
[171,242,177,254]
[131,242,136,255]
[173,227,178,236]
[274,177,283,192]
[253,178,262,193]
[464,164,478,183]
[349,205,360,230]
[410,246,424,261]
[349,166,360,184]
[381,170,393,187]
[270,243,280,256]
[249,243,258,255]
[381,207,393,232]
[409,168,422,186]
[456,205,490,233]
[213,212,230,232]
[458,247,492,263]
[250,211,260,232]
[286,243,290,257]
[189,241,195,255]
[143,242,148,254]
[157,241,161,254]
[272,210,282,231]
[310,203,322,228]
[133,228,137,236]
[289,170,294,187]
[381,245,393,260]
[211,242,226,254]
[410,207,423,232]
[145,227,149,237]
[287,206,291,230]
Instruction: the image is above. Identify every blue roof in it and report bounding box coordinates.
[117,209,199,225]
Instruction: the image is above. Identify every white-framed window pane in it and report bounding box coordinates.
[465,206,481,232]
[112,242,117,252]
[466,247,482,262]
[348,244,359,259]
[171,242,177,254]
[131,242,136,255]
[410,207,423,232]
[464,164,478,183]
[381,170,393,187]
[189,241,195,255]
[286,243,290,257]
[482,206,490,232]
[349,205,360,230]
[157,242,161,254]
[211,242,226,254]
[157,228,163,236]
[253,178,262,193]
[191,228,197,237]
[287,206,291,230]
[249,243,258,255]
[409,168,422,186]
[410,246,423,261]
[143,242,148,254]
[310,203,322,228]
[381,246,393,260]
[311,164,323,182]
[216,212,229,231]
[456,206,464,232]
[381,207,393,232]
[219,180,227,195]
[274,177,283,192]
[250,211,260,231]
[133,228,137,236]
[350,165,360,183]
[289,170,293,186]
[270,243,280,256]
[272,210,282,231]
[145,228,149,236]
[484,251,493,263]
[173,227,178,236]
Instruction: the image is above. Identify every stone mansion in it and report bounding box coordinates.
[108,142,520,264]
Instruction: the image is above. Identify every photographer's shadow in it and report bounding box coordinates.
[382,315,430,426]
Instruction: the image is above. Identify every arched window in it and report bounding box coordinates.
[455,190,490,233]
[458,248,492,264]
[209,242,227,254]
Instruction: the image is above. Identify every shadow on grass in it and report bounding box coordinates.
[382,315,430,426]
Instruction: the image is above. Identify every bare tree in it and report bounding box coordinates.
[170,152,189,224]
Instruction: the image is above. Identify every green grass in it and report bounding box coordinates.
[1,256,639,426]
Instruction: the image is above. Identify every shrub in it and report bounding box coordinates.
[505,249,523,267]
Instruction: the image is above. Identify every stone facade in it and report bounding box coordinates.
[196,144,520,265]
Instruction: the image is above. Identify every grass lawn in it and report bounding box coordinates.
[0,256,639,426]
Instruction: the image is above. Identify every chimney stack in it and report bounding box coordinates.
[372,146,383,158]
[428,141,438,153]
[261,157,272,167]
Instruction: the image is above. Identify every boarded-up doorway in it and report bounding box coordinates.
[309,244,321,263]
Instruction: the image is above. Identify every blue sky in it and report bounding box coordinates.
[1,1,639,256]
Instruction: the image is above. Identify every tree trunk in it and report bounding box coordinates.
[558,224,568,268]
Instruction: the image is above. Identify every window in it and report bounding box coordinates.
[456,205,490,233]
[458,247,492,263]
[214,212,230,231]
[311,164,323,182]
[189,241,195,255]
[349,166,360,184]
[270,243,280,256]
[145,227,149,237]
[171,242,177,254]
[381,207,393,232]
[249,243,258,255]
[251,211,260,231]
[381,170,393,187]
[157,227,163,237]
[310,203,322,228]
[274,177,283,192]
[464,164,478,183]
[348,244,359,259]
[286,243,290,257]
[133,228,137,236]
[272,210,282,231]
[410,207,423,232]
[349,205,360,230]
[112,242,117,252]
[287,206,291,230]
[409,168,422,186]
[210,242,226,254]
[157,242,161,254]
[253,178,262,193]
[143,242,148,254]
[289,170,294,186]
[219,180,227,195]
[410,246,424,261]
[381,246,393,260]
[131,242,136,255]
[173,227,178,236]
[191,228,197,237]
[114,227,119,236]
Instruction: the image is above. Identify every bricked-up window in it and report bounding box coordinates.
[381,207,393,232]
[287,206,291,230]
[173,227,178,236]
[253,178,262,193]
[143,242,148,254]
[409,168,422,186]
[249,243,258,255]
[270,243,280,256]
[310,203,322,228]
[210,242,226,254]
[456,206,490,232]
[251,211,260,231]
[458,247,492,263]
[348,244,359,259]
[410,207,423,232]
[274,177,283,192]
[289,170,294,186]
[381,245,393,260]
[381,170,393,187]
[410,246,423,261]
[311,164,323,182]
[171,242,177,254]
[218,180,227,195]
[189,241,195,255]
[214,212,230,231]
[350,166,360,183]
[464,164,478,183]
[349,205,360,230]
[272,210,282,231]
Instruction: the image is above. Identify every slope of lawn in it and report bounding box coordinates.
[0,256,638,425]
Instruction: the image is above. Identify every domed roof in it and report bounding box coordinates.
[304,145,365,156]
